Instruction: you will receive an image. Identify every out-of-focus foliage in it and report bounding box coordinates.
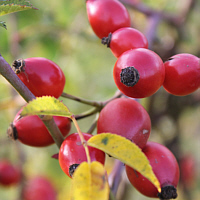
[0,0,200,200]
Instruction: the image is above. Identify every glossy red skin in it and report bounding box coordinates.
[126,141,180,198]
[16,57,65,98]
[13,108,71,147]
[0,160,21,186]
[22,176,57,200]
[97,98,151,149]
[113,48,165,98]
[163,53,200,96]
[59,132,106,178]
[86,0,131,39]
[109,27,148,57]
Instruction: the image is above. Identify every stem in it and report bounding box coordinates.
[0,54,64,148]
[145,14,161,50]
[119,0,180,26]
[42,117,64,148]
[108,160,125,197]
[87,113,99,134]
[75,107,100,120]
[62,90,123,109]
[102,90,123,106]
[71,115,91,164]
[61,92,103,108]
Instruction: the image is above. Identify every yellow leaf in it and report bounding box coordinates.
[20,96,72,117]
[0,1,37,17]
[71,161,109,200]
[87,133,161,193]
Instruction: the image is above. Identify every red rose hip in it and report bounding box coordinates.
[113,48,165,98]
[0,160,21,186]
[97,98,151,149]
[7,108,71,147]
[163,53,200,96]
[22,176,57,200]
[59,132,106,178]
[86,0,131,39]
[126,141,180,199]
[12,57,66,98]
[102,27,148,57]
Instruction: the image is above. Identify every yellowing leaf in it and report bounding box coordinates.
[87,133,161,193]
[0,0,37,16]
[21,96,72,118]
[71,161,109,200]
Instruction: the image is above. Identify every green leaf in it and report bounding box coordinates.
[0,21,6,29]
[87,133,161,193]
[71,161,109,200]
[21,96,73,118]
[0,0,37,16]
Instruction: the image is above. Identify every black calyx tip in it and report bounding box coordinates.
[69,164,80,177]
[12,59,25,74]
[120,66,140,87]
[158,185,178,200]
[101,32,112,48]
[7,123,18,140]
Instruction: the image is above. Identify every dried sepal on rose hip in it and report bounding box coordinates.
[7,108,71,147]
[126,141,180,199]
[86,0,131,39]
[113,48,165,98]
[12,57,66,98]
[59,132,106,178]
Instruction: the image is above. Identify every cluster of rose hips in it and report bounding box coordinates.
[4,0,199,199]
[86,0,199,199]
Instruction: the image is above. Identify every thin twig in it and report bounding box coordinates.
[102,90,123,106]
[144,14,161,50]
[61,92,103,108]
[42,118,65,148]
[75,107,100,120]
[120,0,181,26]
[108,160,125,197]
[87,113,99,134]
[62,90,123,109]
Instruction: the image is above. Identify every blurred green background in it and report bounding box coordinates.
[0,0,200,199]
